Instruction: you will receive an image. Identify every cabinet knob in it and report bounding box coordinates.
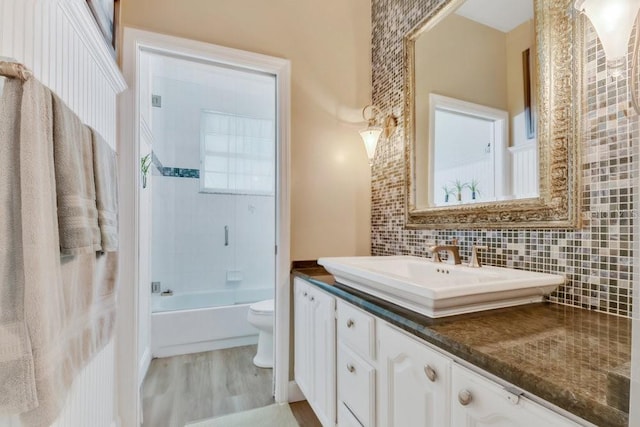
[424,365,437,382]
[346,319,355,328]
[303,292,308,297]
[310,296,315,301]
[346,363,356,373]
[458,389,473,406]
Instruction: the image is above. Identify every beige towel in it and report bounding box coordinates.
[0,76,119,426]
[52,95,101,254]
[0,78,38,415]
[91,128,119,252]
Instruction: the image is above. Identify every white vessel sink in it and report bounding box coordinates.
[317,256,565,318]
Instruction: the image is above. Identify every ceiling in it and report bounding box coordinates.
[455,0,533,33]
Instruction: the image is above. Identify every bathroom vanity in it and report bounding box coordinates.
[292,266,631,427]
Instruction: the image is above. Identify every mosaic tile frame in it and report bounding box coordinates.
[370,0,638,317]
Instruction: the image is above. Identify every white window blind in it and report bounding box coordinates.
[200,111,275,195]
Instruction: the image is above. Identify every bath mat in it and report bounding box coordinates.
[185,404,299,427]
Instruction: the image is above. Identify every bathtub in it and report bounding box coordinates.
[151,288,273,358]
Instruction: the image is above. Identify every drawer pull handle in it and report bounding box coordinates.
[347,363,356,373]
[458,389,473,406]
[424,365,437,382]
[346,319,355,328]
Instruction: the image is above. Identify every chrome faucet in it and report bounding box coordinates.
[469,245,489,268]
[429,238,462,265]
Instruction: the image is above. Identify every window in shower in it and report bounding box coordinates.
[200,111,275,195]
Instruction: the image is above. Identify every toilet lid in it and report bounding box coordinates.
[250,299,274,314]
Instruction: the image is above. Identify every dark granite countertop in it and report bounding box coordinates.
[292,266,632,427]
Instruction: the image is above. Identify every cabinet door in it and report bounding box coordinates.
[310,287,337,427]
[294,279,312,401]
[378,322,451,427]
[293,278,337,427]
[451,364,579,427]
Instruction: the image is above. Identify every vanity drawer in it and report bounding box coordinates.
[337,300,375,360]
[337,343,375,427]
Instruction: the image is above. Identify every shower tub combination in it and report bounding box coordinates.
[151,287,272,358]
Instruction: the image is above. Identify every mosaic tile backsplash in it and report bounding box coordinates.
[370,0,639,317]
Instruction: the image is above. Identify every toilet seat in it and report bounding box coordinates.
[249,298,274,315]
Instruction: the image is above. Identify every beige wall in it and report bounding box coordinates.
[121,0,373,260]
[415,14,509,113]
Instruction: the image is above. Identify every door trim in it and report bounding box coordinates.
[119,27,291,426]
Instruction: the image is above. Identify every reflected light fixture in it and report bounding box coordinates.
[575,0,640,78]
[359,104,397,165]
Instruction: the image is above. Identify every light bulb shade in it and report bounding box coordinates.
[576,0,640,71]
[359,127,383,161]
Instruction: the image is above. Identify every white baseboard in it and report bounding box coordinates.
[152,335,259,358]
[287,381,305,403]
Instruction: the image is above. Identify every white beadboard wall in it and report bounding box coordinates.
[509,143,539,199]
[0,0,126,426]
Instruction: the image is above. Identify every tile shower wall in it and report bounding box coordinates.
[151,74,275,299]
[370,0,638,317]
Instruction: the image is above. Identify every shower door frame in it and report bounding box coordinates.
[118,27,291,426]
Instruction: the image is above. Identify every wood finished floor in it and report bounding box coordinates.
[142,345,321,427]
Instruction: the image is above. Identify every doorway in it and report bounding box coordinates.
[118,28,291,427]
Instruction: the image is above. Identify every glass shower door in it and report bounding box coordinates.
[150,54,277,313]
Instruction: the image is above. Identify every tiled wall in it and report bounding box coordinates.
[151,174,275,299]
[370,0,638,317]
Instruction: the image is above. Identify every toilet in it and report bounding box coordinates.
[247,299,274,368]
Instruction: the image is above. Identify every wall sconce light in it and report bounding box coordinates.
[575,0,640,78]
[359,104,397,165]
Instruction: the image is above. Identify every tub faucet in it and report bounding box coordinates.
[429,238,462,265]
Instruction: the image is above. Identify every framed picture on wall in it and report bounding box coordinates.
[522,48,536,140]
[86,0,118,56]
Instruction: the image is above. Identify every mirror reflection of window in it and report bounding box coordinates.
[433,109,495,206]
[430,95,508,206]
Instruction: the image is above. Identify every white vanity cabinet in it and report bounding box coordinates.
[451,364,580,427]
[293,278,337,427]
[378,322,451,427]
[293,278,589,427]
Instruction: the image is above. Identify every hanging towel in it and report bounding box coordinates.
[52,95,101,254]
[0,75,119,427]
[0,78,38,415]
[91,128,119,252]
[15,75,66,426]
